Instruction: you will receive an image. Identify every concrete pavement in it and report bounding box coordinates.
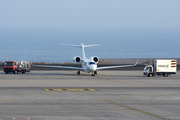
[0,70,179,120]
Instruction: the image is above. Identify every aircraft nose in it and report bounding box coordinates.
[91,65,97,71]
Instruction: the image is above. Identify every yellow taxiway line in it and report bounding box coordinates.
[43,88,98,92]
[106,100,169,120]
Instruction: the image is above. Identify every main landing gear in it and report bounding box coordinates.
[77,70,80,75]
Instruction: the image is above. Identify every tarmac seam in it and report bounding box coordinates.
[106,100,169,120]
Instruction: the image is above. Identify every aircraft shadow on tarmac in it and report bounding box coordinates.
[95,74,144,78]
[28,73,144,77]
[25,73,79,76]
[0,71,144,77]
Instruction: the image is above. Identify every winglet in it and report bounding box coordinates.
[134,59,139,66]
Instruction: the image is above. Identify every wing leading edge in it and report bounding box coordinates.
[97,59,139,70]
[33,65,84,70]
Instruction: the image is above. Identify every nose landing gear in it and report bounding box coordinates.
[91,71,97,76]
[94,71,97,75]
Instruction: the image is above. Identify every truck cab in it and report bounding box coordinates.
[4,61,17,74]
[143,65,154,77]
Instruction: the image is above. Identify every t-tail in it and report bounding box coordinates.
[61,43,101,60]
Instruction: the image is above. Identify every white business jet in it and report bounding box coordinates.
[34,43,138,76]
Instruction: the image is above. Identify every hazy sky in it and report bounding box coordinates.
[0,0,180,32]
[0,0,180,62]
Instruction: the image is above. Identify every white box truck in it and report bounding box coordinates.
[143,59,177,77]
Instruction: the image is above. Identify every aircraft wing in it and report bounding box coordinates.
[97,59,138,70]
[33,65,84,70]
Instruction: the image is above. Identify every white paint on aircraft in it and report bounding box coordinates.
[34,43,138,76]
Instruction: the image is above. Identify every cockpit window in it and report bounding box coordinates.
[89,62,96,65]
[144,66,147,70]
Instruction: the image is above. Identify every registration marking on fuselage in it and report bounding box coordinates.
[43,88,98,92]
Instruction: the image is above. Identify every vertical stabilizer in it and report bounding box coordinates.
[81,43,86,60]
[61,43,100,60]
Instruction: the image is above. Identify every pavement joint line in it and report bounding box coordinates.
[106,100,169,120]
[43,88,98,92]
[96,76,140,86]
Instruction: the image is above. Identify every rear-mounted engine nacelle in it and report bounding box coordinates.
[90,56,99,63]
[73,56,81,63]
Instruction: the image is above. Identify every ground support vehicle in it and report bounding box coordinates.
[4,61,31,74]
[143,59,177,77]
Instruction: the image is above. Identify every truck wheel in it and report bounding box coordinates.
[147,74,150,77]
[163,73,165,77]
[5,72,9,74]
[163,73,168,77]
[13,71,16,74]
[165,73,168,77]
[149,74,152,77]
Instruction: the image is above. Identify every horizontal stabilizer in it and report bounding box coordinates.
[84,44,101,47]
[60,44,82,48]
[61,43,100,60]
[61,43,100,48]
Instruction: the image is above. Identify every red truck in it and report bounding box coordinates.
[4,61,31,74]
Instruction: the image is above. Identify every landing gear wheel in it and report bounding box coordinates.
[91,71,95,76]
[94,71,97,75]
[77,70,80,75]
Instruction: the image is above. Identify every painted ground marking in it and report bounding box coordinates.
[43,88,98,92]
[106,100,169,120]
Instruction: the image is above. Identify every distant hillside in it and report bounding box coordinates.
[0,58,179,65]
[99,58,180,65]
